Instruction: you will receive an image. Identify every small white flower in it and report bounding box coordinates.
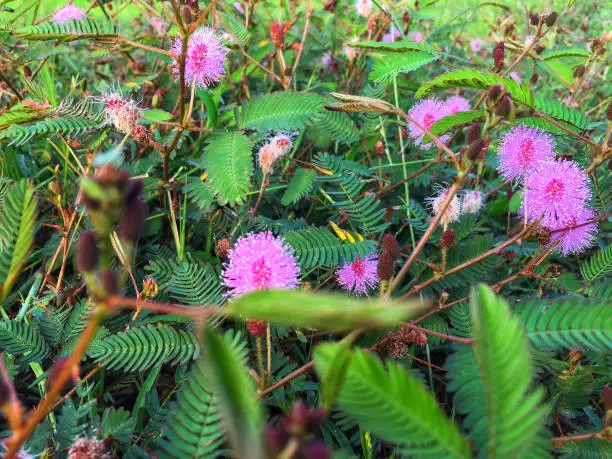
[426,186,461,226]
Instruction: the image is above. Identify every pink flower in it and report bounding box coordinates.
[470,38,483,53]
[410,31,423,43]
[94,86,142,134]
[523,160,591,228]
[382,26,400,43]
[234,2,245,14]
[52,4,87,24]
[172,27,228,88]
[461,190,484,214]
[497,126,555,181]
[222,232,300,298]
[355,0,373,17]
[407,98,450,149]
[549,207,598,256]
[426,186,462,226]
[68,438,110,459]
[258,144,277,175]
[509,72,522,84]
[321,53,333,68]
[336,254,379,296]
[269,133,294,158]
[445,96,470,115]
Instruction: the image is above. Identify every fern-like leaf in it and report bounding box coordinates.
[16,19,119,43]
[315,343,472,458]
[281,167,317,206]
[0,320,50,363]
[87,324,200,372]
[370,52,438,83]
[513,299,611,353]
[446,285,548,458]
[0,180,38,303]
[202,132,253,206]
[580,245,612,282]
[168,259,225,306]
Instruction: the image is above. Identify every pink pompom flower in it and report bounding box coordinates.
[445,96,470,115]
[410,31,423,43]
[382,26,400,43]
[407,98,450,149]
[509,71,522,84]
[426,185,462,226]
[171,27,228,88]
[470,38,483,53]
[497,126,555,181]
[336,254,379,296]
[52,4,87,24]
[222,232,300,298]
[269,132,294,158]
[523,160,591,228]
[549,207,598,256]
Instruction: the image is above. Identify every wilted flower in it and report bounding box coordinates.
[52,4,86,24]
[426,186,461,226]
[222,232,300,298]
[497,126,555,181]
[336,254,379,295]
[523,160,591,228]
[407,98,450,149]
[258,144,277,175]
[355,0,373,17]
[470,38,483,52]
[549,207,598,256]
[269,133,294,158]
[68,438,110,459]
[445,96,470,115]
[171,27,228,88]
[95,86,143,134]
[462,190,485,214]
[410,31,423,43]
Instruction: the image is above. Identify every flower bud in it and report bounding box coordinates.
[487,84,503,103]
[289,401,310,428]
[534,44,545,54]
[403,11,410,23]
[375,139,385,158]
[182,6,193,25]
[101,269,119,296]
[125,179,144,205]
[545,11,557,27]
[305,442,332,459]
[573,65,586,78]
[247,319,267,337]
[465,123,482,145]
[142,277,159,299]
[530,13,540,26]
[117,198,147,243]
[217,238,232,259]
[77,231,99,273]
[536,227,552,246]
[494,94,511,116]
[307,408,328,431]
[465,139,485,161]
[493,42,504,70]
[266,427,288,457]
[130,125,152,146]
[606,101,612,121]
[95,164,129,188]
[381,234,400,259]
[530,72,539,84]
[270,22,284,49]
[440,229,455,249]
[377,252,395,281]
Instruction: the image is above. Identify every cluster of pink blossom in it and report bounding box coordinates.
[222,232,300,298]
[497,126,597,255]
[407,96,470,149]
[52,3,87,24]
[171,27,228,89]
[426,186,485,227]
[336,253,379,296]
[257,133,294,175]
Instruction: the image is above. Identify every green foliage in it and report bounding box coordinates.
[0,320,51,363]
[87,324,200,372]
[430,110,486,136]
[315,343,472,458]
[219,13,250,47]
[167,259,224,306]
[446,285,548,458]
[281,167,317,206]
[370,52,438,83]
[513,298,612,353]
[16,19,119,43]
[227,289,425,331]
[0,180,38,304]
[580,245,612,282]
[202,132,253,206]
[283,227,377,269]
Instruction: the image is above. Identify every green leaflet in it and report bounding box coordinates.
[281,167,317,206]
[580,245,612,282]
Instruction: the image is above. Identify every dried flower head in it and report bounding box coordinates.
[462,190,485,214]
[52,4,87,24]
[426,186,461,226]
[445,96,470,115]
[524,160,591,229]
[549,207,598,256]
[217,238,232,259]
[258,143,278,176]
[171,27,228,88]
[355,0,373,17]
[222,232,300,298]
[68,438,110,459]
[95,86,143,134]
[269,133,294,158]
[336,253,379,296]
[497,126,555,181]
[407,98,450,149]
